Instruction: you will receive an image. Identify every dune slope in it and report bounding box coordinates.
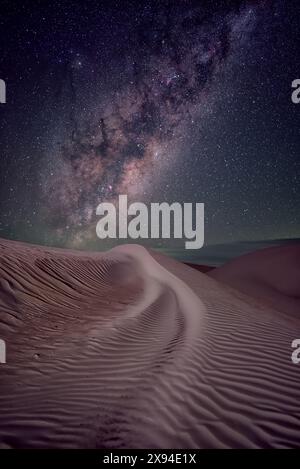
[0,239,299,448]
[209,244,300,318]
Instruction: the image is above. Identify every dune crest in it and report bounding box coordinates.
[209,244,300,318]
[0,238,299,448]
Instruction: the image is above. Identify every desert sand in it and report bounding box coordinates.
[209,243,300,318]
[0,238,299,448]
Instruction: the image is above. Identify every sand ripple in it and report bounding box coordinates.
[0,239,299,448]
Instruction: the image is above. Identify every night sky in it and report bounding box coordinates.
[0,0,299,253]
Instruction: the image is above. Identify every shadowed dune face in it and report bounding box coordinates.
[0,239,300,448]
[209,244,300,318]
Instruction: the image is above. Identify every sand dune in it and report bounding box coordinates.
[0,238,299,448]
[209,244,300,318]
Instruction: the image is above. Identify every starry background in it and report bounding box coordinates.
[0,0,299,258]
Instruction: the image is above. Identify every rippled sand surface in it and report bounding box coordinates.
[0,239,299,448]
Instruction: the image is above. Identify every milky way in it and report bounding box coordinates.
[1,0,299,251]
[43,2,260,241]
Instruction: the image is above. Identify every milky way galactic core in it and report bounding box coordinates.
[0,0,299,251]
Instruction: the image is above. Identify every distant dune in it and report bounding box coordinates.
[166,238,300,266]
[184,263,214,273]
[0,238,299,448]
[209,244,300,318]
